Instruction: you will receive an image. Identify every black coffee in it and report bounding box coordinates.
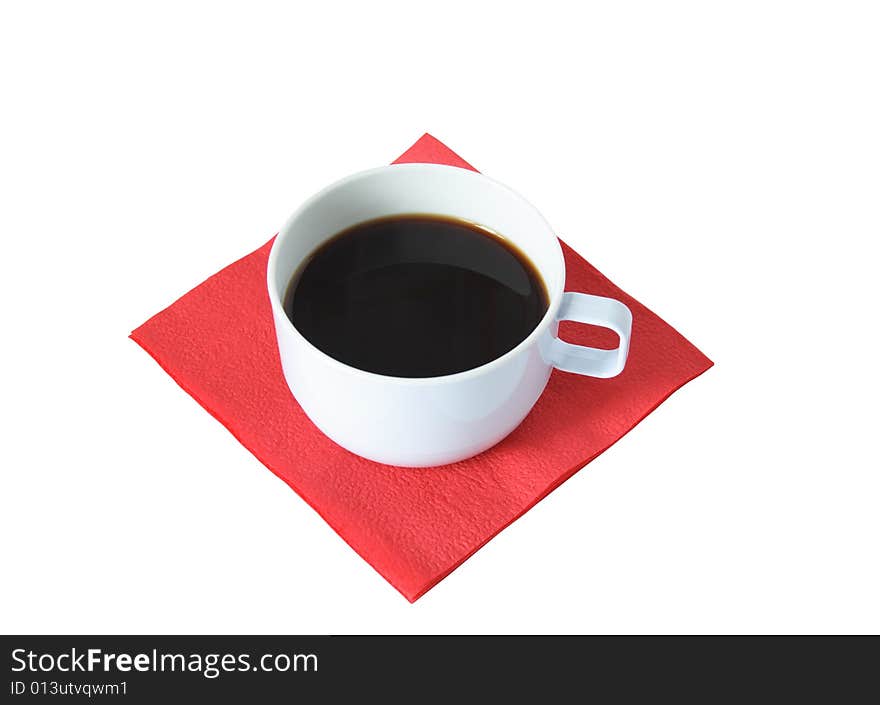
[284,214,549,377]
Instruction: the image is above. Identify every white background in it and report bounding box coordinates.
[1,1,878,635]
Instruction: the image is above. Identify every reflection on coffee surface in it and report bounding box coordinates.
[284,214,549,377]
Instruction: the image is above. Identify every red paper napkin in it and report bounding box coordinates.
[131,134,712,601]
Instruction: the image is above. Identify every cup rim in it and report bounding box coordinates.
[266,162,566,385]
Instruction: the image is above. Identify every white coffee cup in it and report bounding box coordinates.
[267,163,632,467]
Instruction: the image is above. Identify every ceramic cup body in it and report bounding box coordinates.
[267,164,632,467]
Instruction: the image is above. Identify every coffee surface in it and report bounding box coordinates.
[284,215,548,377]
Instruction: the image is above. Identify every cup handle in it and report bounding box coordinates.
[549,292,633,378]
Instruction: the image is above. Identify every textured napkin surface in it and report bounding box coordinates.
[131,134,712,601]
